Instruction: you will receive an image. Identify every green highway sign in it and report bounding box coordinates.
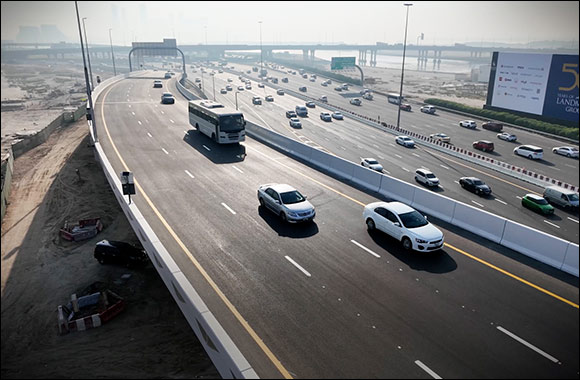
[331,57,356,70]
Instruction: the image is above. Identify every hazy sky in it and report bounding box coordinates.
[1,1,579,47]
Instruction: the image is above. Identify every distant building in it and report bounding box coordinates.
[15,24,68,44]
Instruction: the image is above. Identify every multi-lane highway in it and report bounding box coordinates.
[93,71,578,378]
[187,64,579,243]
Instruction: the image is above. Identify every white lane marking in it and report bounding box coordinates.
[402,167,410,172]
[395,154,402,159]
[138,120,142,125]
[495,199,507,205]
[232,165,244,174]
[185,170,195,179]
[516,196,523,200]
[496,326,559,363]
[472,200,484,208]
[325,137,330,141]
[383,169,390,174]
[131,111,135,116]
[351,240,381,258]
[412,153,421,158]
[145,119,149,124]
[543,220,560,228]
[454,180,460,184]
[203,145,211,151]
[414,360,442,379]
[389,143,395,147]
[285,256,311,277]
[128,104,132,108]
[564,164,576,169]
[340,146,346,150]
[169,119,175,124]
[221,202,237,215]
[147,132,152,138]
[440,164,450,170]
[160,110,165,114]
[357,145,363,149]
[373,144,379,148]
[567,217,579,224]
[552,167,561,171]
[161,148,169,155]
[378,155,385,159]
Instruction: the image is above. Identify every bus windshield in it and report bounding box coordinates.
[219,114,245,132]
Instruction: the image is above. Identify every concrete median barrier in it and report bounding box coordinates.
[411,188,457,223]
[351,165,383,193]
[325,154,355,181]
[309,149,331,171]
[378,175,416,204]
[451,202,507,243]
[561,243,579,277]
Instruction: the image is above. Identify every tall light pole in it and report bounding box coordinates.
[212,74,216,101]
[396,3,413,132]
[258,21,263,78]
[75,2,96,141]
[81,17,94,91]
[109,28,117,76]
[235,91,239,110]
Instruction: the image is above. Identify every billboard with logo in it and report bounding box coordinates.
[486,52,579,124]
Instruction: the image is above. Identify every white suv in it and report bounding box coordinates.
[415,169,439,187]
[459,120,477,129]
[514,145,543,160]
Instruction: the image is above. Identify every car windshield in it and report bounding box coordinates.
[334,113,342,116]
[473,180,484,186]
[568,193,579,202]
[280,190,306,205]
[219,114,245,132]
[367,159,379,165]
[426,173,437,178]
[399,211,429,229]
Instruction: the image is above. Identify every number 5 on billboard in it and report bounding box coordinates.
[559,63,578,91]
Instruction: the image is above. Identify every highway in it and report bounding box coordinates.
[188,65,579,244]
[93,71,579,378]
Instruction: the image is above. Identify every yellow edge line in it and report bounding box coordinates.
[444,243,578,309]
[99,84,293,379]
[247,145,578,310]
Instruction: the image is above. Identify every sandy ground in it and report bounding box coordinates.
[1,119,219,379]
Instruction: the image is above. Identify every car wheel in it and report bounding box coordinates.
[259,197,265,208]
[460,182,465,188]
[366,218,375,231]
[567,153,571,158]
[402,237,413,251]
[280,212,287,222]
[528,154,532,159]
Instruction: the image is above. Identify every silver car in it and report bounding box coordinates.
[361,158,383,172]
[257,184,315,223]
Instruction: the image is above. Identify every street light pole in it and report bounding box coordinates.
[75,2,97,141]
[81,17,94,91]
[259,21,263,78]
[235,91,239,110]
[396,3,413,132]
[109,28,117,76]
[212,74,216,101]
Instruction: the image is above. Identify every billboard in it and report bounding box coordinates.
[486,52,579,124]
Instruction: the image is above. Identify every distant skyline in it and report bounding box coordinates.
[1,1,579,47]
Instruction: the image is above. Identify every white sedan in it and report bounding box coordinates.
[459,120,477,129]
[360,158,383,172]
[430,133,450,143]
[363,201,444,252]
[395,135,415,148]
[497,132,517,142]
[552,146,579,158]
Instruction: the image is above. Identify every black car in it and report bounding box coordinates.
[459,177,492,196]
[94,240,148,267]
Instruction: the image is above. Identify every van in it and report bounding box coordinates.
[543,186,579,209]
[482,122,504,132]
[295,105,308,117]
[514,145,543,160]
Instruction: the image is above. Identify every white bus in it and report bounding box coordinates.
[188,100,246,144]
[387,93,404,105]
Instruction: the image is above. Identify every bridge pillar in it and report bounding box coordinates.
[370,49,377,67]
[309,49,315,62]
[303,49,308,62]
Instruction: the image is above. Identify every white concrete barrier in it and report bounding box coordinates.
[500,220,573,271]
[411,188,457,223]
[561,243,579,277]
[288,139,314,162]
[309,149,332,171]
[325,154,355,181]
[451,202,507,243]
[351,165,383,193]
[378,175,416,204]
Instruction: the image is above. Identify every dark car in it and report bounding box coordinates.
[400,103,412,111]
[482,121,504,132]
[94,240,148,267]
[299,86,307,92]
[459,177,492,196]
[286,110,297,118]
[472,140,495,152]
[305,101,316,108]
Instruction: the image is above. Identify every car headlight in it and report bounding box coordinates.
[287,211,299,217]
[415,238,428,243]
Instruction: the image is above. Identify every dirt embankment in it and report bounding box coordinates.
[1,120,219,379]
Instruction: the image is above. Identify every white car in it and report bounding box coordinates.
[396,135,415,148]
[361,158,383,172]
[237,86,244,91]
[552,146,579,158]
[514,145,543,160]
[459,120,477,129]
[350,98,362,106]
[415,168,439,187]
[257,184,315,223]
[420,105,436,114]
[497,132,517,142]
[289,118,302,128]
[363,201,444,252]
[429,133,450,143]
